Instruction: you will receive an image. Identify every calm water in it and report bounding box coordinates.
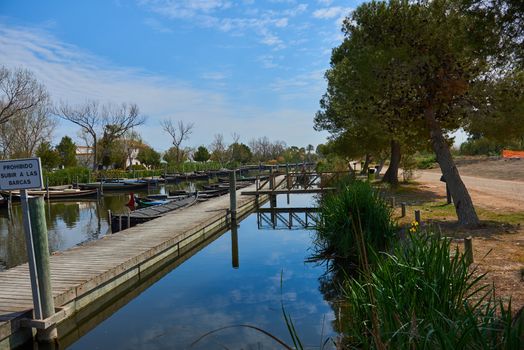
[62,194,337,350]
[0,182,195,270]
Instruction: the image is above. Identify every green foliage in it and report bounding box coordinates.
[228,143,252,163]
[399,153,418,182]
[163,146,188,165]
[56,136,77,167]
[36,142,60,170]
[459,138,506,156]
[193,145,210,162]
[312,180,396,268]
[415,153,437,169]
[467,69,524,148]
[339,230,523,349]
[137,145,161,168]
[43,167,92,185]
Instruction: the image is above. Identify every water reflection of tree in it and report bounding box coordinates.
[5,205,27,269]
[315,262,355,348]
[48,202,80,229]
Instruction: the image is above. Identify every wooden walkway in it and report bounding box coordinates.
[0,182,264,349]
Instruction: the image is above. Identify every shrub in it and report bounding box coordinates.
[338,230,523,349]
[311,180,396,269]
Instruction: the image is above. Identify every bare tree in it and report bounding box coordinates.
[56,100,146,169]
[231,132,240,144]
[0,91,54,159]
[0,66,48,125]
[209,133,228,166]
[161,119,194,163]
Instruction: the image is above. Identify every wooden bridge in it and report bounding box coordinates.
[241,171,347,196]
[256,207,320,230]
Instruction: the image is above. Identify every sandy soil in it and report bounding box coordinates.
[427,156,524,182]
[399,166,524,312]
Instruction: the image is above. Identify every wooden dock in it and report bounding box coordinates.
[0,182,266,349]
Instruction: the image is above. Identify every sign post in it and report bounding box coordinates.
[0,158,57,341]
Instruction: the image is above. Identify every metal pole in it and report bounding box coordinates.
[28,196,57,341]
[46,177,49,200]
[229,170,237,222]
[19,190,43,320]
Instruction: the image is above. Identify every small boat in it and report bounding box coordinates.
[78,181,149,191]
[0,188,99,200]
[112,193,198,233]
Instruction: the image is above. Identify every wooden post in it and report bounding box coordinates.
[231,224,239,269]
[415,210,421,224]
[99,179,104,196]
[46,177,49,200]
[107,210,112,234]
[464,237,473,265]
[391,196,396,208]
[127,212,131,229]
[401,202,406,217]
[269,167,274,189]
[27,195,57,342]
[229,170,237,222]
[118,215,122,232]
[256,175,259,191]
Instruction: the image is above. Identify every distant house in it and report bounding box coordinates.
[125,147,142,169]
[76,146,94,167]
[75,144,143,169]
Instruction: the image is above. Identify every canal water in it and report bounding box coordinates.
[63,193,337,349]
[1,185,339,348]
[0,182,193,271]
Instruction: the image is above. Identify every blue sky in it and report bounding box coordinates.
[0,0,362,151]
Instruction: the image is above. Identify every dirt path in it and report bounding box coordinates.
[416,171,524,212]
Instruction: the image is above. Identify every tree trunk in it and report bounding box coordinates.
[360,154,371,175]
[382,140,400,186]
[424,106,479,227]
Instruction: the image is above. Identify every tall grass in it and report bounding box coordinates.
[338,230,523,349]
[311,180,396,269]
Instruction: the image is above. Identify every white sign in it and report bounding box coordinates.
[0,158,43,190]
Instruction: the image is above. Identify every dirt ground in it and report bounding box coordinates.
[385,158,524,312]
[427,155,524,182]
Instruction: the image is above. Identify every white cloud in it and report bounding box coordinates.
[138,1,309,48]
[312,6,351,20]
[0,23,327,150]
[143,17,173,33]
[201,71,228,80]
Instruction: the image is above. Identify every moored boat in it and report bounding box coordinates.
[0,188,99,200]
[78,181,149,191]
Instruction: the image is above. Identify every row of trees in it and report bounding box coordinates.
[1,65,317,171]
[315,0,523,226]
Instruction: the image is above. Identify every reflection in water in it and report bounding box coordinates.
[67,194,336,349]
[0,182,201,271]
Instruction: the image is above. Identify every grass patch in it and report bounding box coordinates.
[338,230,523,349]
